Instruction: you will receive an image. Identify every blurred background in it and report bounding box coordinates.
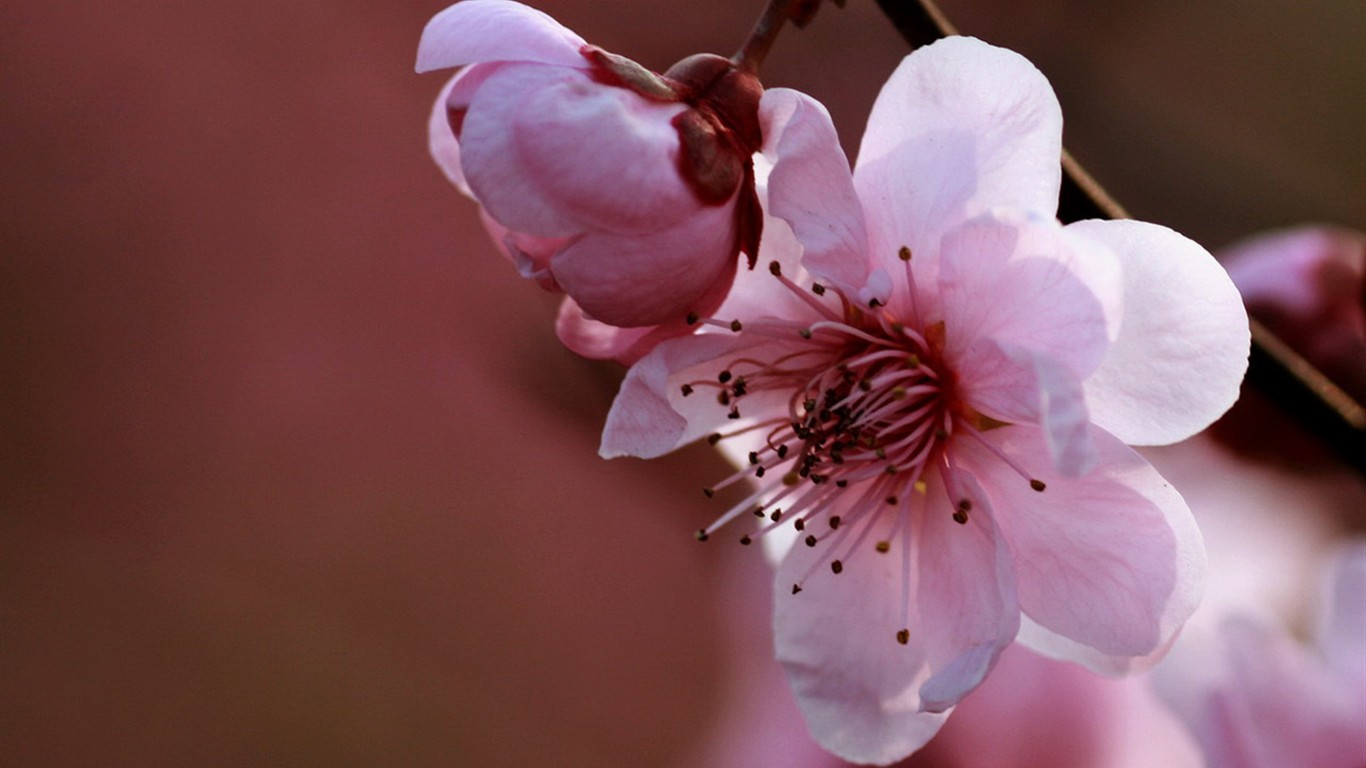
[2,0,1362,765]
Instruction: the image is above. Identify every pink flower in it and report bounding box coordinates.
[1154,544,1366,768]
[417,0,765,362]
[1221,225,1366,401]
[600,36,1249,764]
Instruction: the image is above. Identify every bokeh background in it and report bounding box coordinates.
[3,0,1362,765]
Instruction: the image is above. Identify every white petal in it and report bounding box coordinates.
[1070,219,1250,446]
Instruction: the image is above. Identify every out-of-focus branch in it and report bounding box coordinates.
[873,0,1365,476]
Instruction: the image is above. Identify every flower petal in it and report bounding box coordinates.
[416,0,588,73]
[938,213,1120,384]
[759,88,870,299]
[1319,543,1366,682]
[854,37,1062,284]
[460,64,692,238]
[427,73,471,194]
[916,472,1019,712]
[600,330,797,459]
[550,199,736,327]
[958,423,1205,672]
[1069,219,1250,446]
[773,512,949,765]
[555,297,688,364]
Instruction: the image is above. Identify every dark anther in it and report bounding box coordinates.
[957,498,972,512]
[898,245,912,262]
[748,451,760,465]
[952,510,969,525]
[695,529,709,542]
[707,433,722,445]
[753,508,765,518]
[776,445,789,459]
[875,540,891,553]
[730,319,743,332]
[794,518,805,532]
[829,516,841,529]
[755,466,766,478]
[769,509,782,522]
[804,534,818,547]
[769,261,782,276]
[718,370,732,384]
[703,487,716,498]
[896,628,910,645]
[830,560,843,574]
[717,391,731,406]
[728,407,740,420]
[798,328,813,339]
[791,583,802,595]
[811,283,826,296]
[885,496,898,505]
[739,535,752,546]
[686,312,699,325]
[868,298,883,308]
[1030,479,1047,492]
[835,479,849,488]
[680,384,694,397]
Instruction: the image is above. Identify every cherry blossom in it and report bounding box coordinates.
[1154,543,1366,768]
[417,0,765,362]
[600,36,1249,765]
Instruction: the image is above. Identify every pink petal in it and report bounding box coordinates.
[555,297,692,364]
[415,0,588,73]
[1319,544,1366,682]
[1069,219,1250,446]
[854,37,1063,284]
[427,73,470,194]
[958,424,1205,670]
[938,213,1120,385]
[759,88,870,299]
[550,199,737,327]
[600,331,796,459]
[916,472,1020,712]
[773,512,949,765]
[460,64,693,237]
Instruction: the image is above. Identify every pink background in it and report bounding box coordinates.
[3,0,1361,765]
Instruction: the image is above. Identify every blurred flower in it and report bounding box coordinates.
[1221,225,1366,401]
[1154,543,1366,768]
[599,36,1249,765]
[417,0,766,361]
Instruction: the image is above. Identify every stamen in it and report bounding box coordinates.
[960,423,1047,492]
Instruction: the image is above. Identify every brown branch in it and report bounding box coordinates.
[873,0,1365,475]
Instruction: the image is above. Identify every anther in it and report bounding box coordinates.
[769,261,782,276]
[794,518,805,532]
[730,319,743,332]
[702,487,715,498]
[706,433,722,445]
[782,472,800,487]
[875,540,891,553]
[811,283,826,296]
[952,510,969,525]
[798,328,813,339]
[727,407,740,420]
[835,479,849,488]
[1030,479,1047,492]
[885,496,898,505]
[776,445,789,459]
[804,534,818,547]
[718,370,732,384]
[957,498,972,512]
[753,508,765,518]
[868,298,883,308]
[695,529,709,542]
[686,312,699,325]
[755,466,766,478]
[769,509,782,521]
[828,516,842,530]
[830,560,843,574]
[791,583,802,595]
[898,246,912,262]
[680,384,694,396]
[858,378,872,392]
[739,535,752,546]
[896,628,910,645]
[748,451,759,465]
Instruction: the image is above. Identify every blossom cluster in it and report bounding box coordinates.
[409,2,1360,766]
